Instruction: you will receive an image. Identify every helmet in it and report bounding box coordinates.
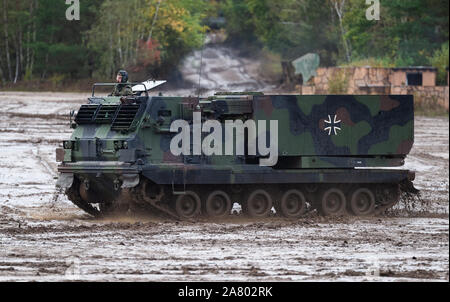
[117,70,129,83]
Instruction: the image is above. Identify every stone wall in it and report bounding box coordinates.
[298,66,448,111]
[391,86,449,111]
[313,67,391,95]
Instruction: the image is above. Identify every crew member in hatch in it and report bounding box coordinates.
[111,70,133,97]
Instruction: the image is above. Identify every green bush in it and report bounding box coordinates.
[328,69,349,94]
[258,49,283,82]
[341,57,395,68]
[429,42,449,86]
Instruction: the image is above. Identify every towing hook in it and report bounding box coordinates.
[83,179,90,190]
[114,179,121,191]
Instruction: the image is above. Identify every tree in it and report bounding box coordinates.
[222,0,341,64]
[329,0,352,63]
[430,42,449,85]
[0,0,448,85]
[87,0,209,79]
[344,0,449,66]
[0,0,103,84]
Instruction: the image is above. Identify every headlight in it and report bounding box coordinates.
[63,141,73,149]
[114,141,123,150]
[114,141,128,150]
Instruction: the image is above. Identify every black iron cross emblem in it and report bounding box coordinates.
[324,115,342,136]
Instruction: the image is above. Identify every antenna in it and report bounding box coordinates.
[196,26,207,99]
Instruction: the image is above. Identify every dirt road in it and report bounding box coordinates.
[0,92,448,281]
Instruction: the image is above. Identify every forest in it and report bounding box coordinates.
[0,0,448,87]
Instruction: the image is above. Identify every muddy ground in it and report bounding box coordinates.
[0,92,448,282]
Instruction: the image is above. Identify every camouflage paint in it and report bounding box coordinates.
[57,93,415,187]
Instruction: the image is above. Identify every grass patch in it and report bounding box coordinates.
[328,69,349,94]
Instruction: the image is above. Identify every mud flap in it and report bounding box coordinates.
[56,173,74,190]
[121,174,140,189]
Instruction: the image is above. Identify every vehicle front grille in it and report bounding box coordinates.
[111,105,141,131]
[95,105,119,124]
[75,103,141,131]
[75,105,99,124]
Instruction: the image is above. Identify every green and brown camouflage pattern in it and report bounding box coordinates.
[57,92,415,191]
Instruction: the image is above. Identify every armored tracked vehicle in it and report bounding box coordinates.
[56,82,418,219]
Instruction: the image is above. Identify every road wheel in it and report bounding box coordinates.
[204,190,232,218]
[174,191,201,219]
[279,189,308,218]
[141,180,164,204]
[349,188,375,216]
[318,188,346,216]
[65,178,101,217]
[243,189,273,218]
